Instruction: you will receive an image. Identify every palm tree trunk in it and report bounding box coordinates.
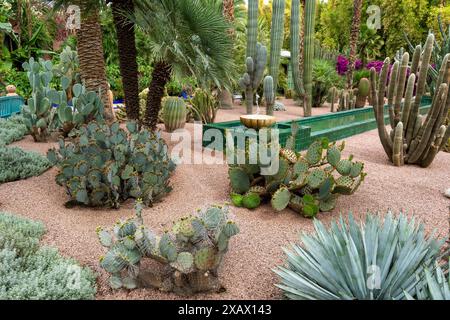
[145,61,172,130]
[112,0,140,121]
[346,0,363,89]
[219,0,235,109]
[76,1,115,122]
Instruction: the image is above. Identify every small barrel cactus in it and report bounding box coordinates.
[355,78,370,108]
[163,97,186,132]
[97,202,239,295]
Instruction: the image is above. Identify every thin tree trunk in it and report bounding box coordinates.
[112,0,140,121]
[145,61,172,130]
[347,0,363,89]
[219,0,235,109]
[76,1,115,122]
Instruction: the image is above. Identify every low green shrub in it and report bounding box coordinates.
[0,212,96,299]
[0,115,28,146]
[47,121,175,208]
[0,146,51,183]
[274,212,444,300]
[312,59,344,108]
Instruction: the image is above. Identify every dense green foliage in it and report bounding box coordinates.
[312,59,343,108]
[0,212,96,299]
[0,115,27,146]
[47,121,175,208]
[0,146,51,183]
[275,212,444,300]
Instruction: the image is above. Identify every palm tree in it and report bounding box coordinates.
[110,0,140,120]
[219,0,235,109]
[54,0,115,121]
[130,0,235,129]
[347,0,363,89]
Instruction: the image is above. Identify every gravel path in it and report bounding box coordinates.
[0,101,449,300]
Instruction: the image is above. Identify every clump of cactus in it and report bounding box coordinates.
[97,202,239,295]
[21,57,57,142]
[371,34,449,167]
[328,86,338,112]
[228,123,366,218]
[334,89,357,112]
[54,83,105,136]
[47,121,175,208]
[355,77,370,108]
[163,97,187,132]
[239,0,267,114]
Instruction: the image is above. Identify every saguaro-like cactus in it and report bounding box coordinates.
[239,0,267,114]
[290,0,304,101]
[269,0,286,96]
[303,0,316,117]
[328,86,337,112]
[264,76,275,115]
[163,97,187,132]
[371,34,449,167]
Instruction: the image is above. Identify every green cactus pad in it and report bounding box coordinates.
[159,233,178,262]
[334,176,355,194]
[307,169,326,189]
[117,220,137,238]
[229,167,251,194]
[171,252,194,273]
[271,187,291,211]
[248,186,267,196]
[97,229,113,248]
[109,275,123,290]
[350,162,364,178]
[336,159,352,176]
[172,217,195,238]
[305,141,323,165]
[242,192,261,209]
[288,194,304,214]
[202,206,225,230]
[319,195,337,212]
[293,158,309,175]
[327,146,341,167]
[194,247,217,271]
[222,222,240,238]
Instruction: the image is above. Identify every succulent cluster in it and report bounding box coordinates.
[228,124,366,218]
[47,121,175,208]
[371,34,449,167]
[329,77,369,113]
[21,58,57,142]
[188,88,219,124]
[97,203,239,295]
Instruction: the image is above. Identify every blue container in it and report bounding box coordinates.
[0,96,24,118]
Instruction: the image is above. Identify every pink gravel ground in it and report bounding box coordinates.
[0,99,449,300]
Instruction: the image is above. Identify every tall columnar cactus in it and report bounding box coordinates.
[163,97,187,132]
[355,78,370,108]
[370,34,449,167]
[239,0,267,114]
[269,0,286,96]
[290,0,304,101]
[21,58,57,142]
[328,86,337,112]
[264,76,275,115]
[98,202,239,295]
[303,0,316,117]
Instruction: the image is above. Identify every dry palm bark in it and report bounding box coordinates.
[111,0,140,121]
[347,0,363,89]
[76,0,115,122]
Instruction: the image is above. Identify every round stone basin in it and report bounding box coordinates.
[240,115,276,130]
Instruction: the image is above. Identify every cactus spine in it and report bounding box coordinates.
[239,0,267,114]
[163,97,186,132]
[303,0,316,117]
[371,34,449,167]
[355,78,370,108]
[269,0,286,97]
[264,76,275,115]
[290,0,304,101]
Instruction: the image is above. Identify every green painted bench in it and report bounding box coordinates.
[0,96,24,118]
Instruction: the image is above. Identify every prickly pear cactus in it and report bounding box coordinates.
[227,123,366,218]
[98,202,239,295]
[21,57,57,142]
[47,121,175,208]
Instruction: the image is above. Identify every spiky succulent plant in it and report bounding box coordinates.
[47,121,175,208]
[274,212,444,300]
[228,123,366,217]
[97,202,239,295]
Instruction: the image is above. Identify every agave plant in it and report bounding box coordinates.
[406,258,450,300]
[274,212,444,300]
